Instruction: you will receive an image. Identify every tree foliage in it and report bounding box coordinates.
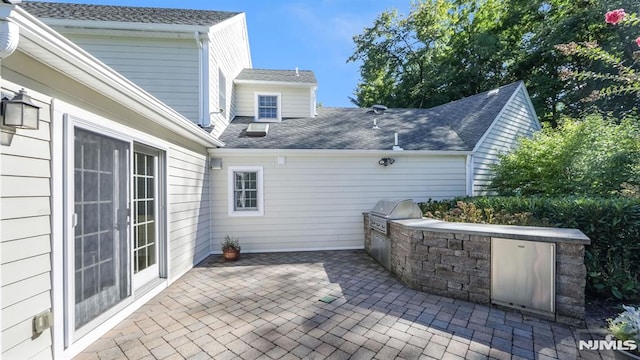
[349,0,640,125]
[488,115,640,196]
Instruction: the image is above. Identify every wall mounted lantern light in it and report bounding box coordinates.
[2,89,40,130]
[378,157,395,166]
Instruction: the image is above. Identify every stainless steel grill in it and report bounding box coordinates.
[369,199,422,269]
[369,199,423,235]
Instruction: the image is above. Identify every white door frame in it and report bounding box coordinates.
[61,113,169,348]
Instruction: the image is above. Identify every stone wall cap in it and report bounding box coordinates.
[393,218,591,245]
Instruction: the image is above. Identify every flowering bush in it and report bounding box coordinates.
[605,8,640,46]
[555,8,640,103]
[605,9,626,25]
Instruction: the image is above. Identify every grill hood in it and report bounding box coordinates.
[370,199,422,219]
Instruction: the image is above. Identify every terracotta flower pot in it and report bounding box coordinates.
[223,249,240,261]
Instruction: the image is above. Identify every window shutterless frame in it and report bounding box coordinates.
[254,92,281,122]
[227,166,264,216]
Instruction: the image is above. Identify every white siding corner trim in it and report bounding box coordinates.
[227,166,264,217]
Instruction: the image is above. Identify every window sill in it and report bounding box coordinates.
[228,210,264,217]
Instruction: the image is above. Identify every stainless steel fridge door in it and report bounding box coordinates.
[491,237,555,314]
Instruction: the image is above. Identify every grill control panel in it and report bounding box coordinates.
[369,214,388,234]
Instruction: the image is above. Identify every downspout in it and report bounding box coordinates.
[194,31,205,126]
[206,148,217,256]
[466,154,474,196]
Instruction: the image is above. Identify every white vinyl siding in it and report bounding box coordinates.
[167,147,211,281]
[1,88,53,359]
[473,86,540,196]
[207,14,252,138]
[211,153,467,252]
[235,84,313,119]
[50,34,201,123]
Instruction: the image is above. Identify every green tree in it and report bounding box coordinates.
[488,115,640,196]
[349,0,640,125]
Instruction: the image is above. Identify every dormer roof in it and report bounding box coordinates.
[235,68,317,86]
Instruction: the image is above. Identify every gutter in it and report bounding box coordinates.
[209,148,473,157]
[1,5,224,148]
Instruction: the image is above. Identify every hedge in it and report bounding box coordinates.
[419,196,640,301]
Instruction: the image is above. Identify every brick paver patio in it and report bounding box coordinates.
[75,250,615,360]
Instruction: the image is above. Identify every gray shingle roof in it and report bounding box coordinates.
[20,1,239,26]
[235,69,317,84]
[219,81,524,151]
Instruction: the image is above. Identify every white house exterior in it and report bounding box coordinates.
[214,82,540,253]
[0,4,225,358]
[1,2,540,359]
[20,1,253,138]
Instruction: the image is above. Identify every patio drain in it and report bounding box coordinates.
[318,295,337,304]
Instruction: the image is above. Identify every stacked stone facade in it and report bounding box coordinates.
[363,214,589,325]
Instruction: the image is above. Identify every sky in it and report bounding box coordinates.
[33,0,413,107]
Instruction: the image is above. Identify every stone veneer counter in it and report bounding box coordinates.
[363,215,591,325]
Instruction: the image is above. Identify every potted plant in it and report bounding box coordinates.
[221,235,241,261]
[608,305,640,359]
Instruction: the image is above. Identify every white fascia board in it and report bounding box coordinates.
[234,79,317,88]
[208,148,472,157]
[44,26,200,39]
[3,5,224,148]
[37,18,214,35]
[471,82,523,153]
[40,12,246,39]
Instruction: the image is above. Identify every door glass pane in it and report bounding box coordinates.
[133,152,157,274]
[74,128,130,330]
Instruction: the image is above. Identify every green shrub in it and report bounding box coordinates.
[420,196,640,301]
[488,115,640,197]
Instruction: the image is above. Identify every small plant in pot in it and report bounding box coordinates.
[608,305,640,359]
[221,235,241,261]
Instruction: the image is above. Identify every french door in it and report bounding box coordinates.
[132,147,160,289]
[68,122,164,340]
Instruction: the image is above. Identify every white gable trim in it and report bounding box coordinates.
[520,84,542,131]
[471,82,531,153]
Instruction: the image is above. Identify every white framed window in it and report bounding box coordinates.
[255,92,281,122]
[228,166,264,216]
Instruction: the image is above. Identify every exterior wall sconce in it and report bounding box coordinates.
[378,157,395,166]
[1,89,40,130]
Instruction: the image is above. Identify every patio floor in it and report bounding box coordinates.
[75,250,615,360]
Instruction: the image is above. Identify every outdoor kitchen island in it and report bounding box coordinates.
[363,213,591,326]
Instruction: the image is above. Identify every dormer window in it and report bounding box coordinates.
[255,92,281,122]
